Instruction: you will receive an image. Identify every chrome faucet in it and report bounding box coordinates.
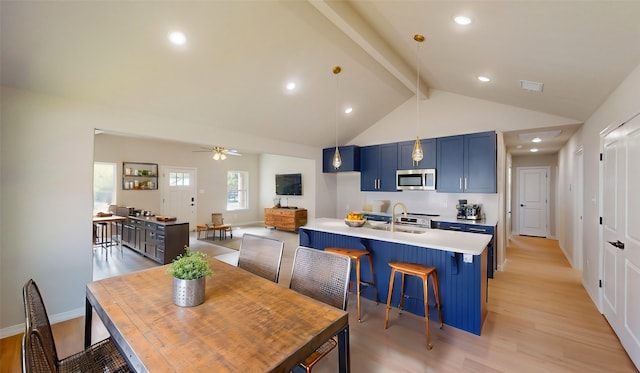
[390,202,408,232]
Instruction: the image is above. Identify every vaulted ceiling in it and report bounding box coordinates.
[3,1,640,155]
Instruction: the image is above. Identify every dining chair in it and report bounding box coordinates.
[237,233,284,283]
[21,279,131,373]
[208,213,232,240]
[289,246,351,372]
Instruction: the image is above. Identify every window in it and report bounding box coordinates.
[93,162,116,214]
[227,170,248,210]
[169,171,191,187]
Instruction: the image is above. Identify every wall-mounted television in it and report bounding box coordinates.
[275,173,302,196]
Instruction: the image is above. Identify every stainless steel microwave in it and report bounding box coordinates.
[396,169,436,191]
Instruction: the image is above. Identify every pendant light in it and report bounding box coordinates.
[332,65,343,169]
[411,34,425,166]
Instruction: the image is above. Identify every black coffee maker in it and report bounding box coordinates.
[456,199,482,220]
[456,199,468,219]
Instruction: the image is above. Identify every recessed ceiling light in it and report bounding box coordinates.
[530,148,539,153]
[168,31,187,45]
[454,16,472,25]
[286,82,296,91]
[531,137,542,143]
[344,107,353,114]
[478,76,491,82]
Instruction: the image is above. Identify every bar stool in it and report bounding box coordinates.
[384,261,443,349]
[324,247,378,322]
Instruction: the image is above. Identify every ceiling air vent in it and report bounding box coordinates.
[520,80,544,92]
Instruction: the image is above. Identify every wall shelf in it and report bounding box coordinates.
[123,162,158,190]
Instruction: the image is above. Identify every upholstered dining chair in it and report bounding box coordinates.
[289,246,351,372]
[237,233,284,283]
[22,279,131,373]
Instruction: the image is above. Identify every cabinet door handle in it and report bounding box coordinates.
[468,228,486,233]
[464,178,468,190]
[459,177,462,190]
[608,240,625,250]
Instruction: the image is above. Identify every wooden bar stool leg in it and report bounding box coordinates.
[384,268,396,329]
[367,255,378,304]
[431,271,444,328]
[355,257,362,322]
[398,272,406,313]
[423,274,432,350]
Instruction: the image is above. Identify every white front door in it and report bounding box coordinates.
[161,167,197,230]
[602,114,640,369]
[517,167,548,237]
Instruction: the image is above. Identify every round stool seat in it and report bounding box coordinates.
[324,247,378,322]
[384,261,443,350]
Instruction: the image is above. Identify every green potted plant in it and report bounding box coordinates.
[167,247,213,307]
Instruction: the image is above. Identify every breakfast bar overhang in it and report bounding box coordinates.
[300,218,492,336]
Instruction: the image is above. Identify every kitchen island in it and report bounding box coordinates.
[299,218,491,335]
[121,216,189,264]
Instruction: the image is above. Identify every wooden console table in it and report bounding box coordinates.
[264,208,307,232]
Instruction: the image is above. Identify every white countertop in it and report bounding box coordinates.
[431,214,498,227]
[361,212,498,227]
[302,218,491,255]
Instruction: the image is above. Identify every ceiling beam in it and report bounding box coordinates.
[309,0,429,99]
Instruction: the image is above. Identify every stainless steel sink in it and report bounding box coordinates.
[394,227,427,234]
[367,222,428,234]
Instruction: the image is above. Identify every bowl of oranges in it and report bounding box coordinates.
[344,212,366,227]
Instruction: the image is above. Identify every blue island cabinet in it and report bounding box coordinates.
[299,228,488,336]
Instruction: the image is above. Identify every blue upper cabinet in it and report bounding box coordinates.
[436,135,464,192]
[437,131,496,193]
[397,138,436,170]
[360,143,398,191]
[322,145,360,173]
[464,132,497,193]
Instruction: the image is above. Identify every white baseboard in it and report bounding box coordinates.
[0,307,84,339]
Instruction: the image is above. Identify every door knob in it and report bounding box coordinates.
[520,204,525,207]
[608,240,625,250]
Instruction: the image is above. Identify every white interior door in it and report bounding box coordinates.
[161,166,197,230]
[517,167,549,237]
[602,114,640,369]
[574,148,584,269]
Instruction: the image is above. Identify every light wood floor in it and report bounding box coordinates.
[3,235,637,372]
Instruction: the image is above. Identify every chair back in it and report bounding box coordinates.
[237,234,284,283]
[211,213,224,226]
[22,279,59,373]
[289,246,351,311]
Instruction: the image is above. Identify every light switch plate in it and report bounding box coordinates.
[463,254,473,263]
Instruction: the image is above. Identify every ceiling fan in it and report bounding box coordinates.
[193,146,242,160]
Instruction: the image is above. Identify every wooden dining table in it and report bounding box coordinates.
[85,258,350,372]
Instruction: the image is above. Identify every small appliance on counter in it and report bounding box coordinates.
[456,199,482,220]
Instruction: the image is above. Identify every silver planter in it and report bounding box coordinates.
[172,276,206,307]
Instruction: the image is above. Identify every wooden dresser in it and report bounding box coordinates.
[264,208,308,232]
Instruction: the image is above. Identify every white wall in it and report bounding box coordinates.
[259,154,317,216]
[0,87,322,335]
[94,134,262,226]
[558,62,640,306]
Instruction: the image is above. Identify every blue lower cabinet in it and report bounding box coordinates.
[299,229,488,335]
[432,221,495,278]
